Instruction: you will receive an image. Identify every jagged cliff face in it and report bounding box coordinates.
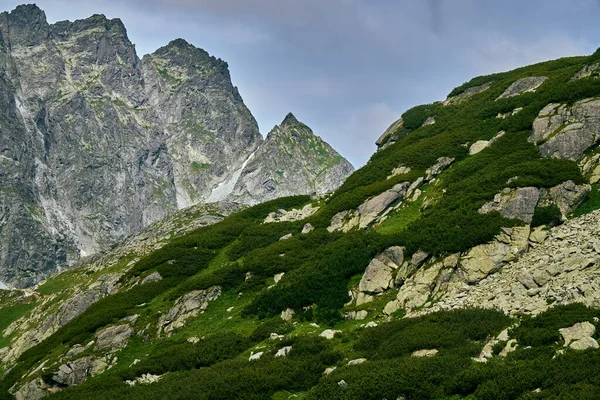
[226,113,354,205]
[0,5,351,288]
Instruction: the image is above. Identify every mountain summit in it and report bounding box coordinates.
[0,5,353,288]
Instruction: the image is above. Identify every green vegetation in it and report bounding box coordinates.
[7,47,600,400]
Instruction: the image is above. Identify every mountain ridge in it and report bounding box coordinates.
[0,4,353,288]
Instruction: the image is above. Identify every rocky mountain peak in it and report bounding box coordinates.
[2,3,49,46]
[281,112,300,127]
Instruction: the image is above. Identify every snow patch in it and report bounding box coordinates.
[206,150,257,202]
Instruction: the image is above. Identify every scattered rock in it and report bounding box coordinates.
[126,373,162,386]
[279,233,293,241]
[249,351,264,361]
[571,63,600,81]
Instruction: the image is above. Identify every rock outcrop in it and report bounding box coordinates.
[531,99,600,160]
[479,188,541,223]
[264,204,319,223]
[496,76,547,100]
[158,286,221,335]
[443,82,492,106]
[358,246,405,294]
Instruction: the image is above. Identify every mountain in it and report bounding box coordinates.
[225,113,354,205]
[0,5,353,288]
[7,8,600,400]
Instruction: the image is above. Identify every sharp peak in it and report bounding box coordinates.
[281,112,301,127]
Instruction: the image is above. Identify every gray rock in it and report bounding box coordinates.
[347,358,367,365]
[411,251,429,267]
[0,6,351,287]
[571,63,600,81]
[56,290,101,327]
[301,223,315,234]
[358,247,405,294]
[319,329,341,340]
[13,377,56,400]
[279,233,293,241]
[53,356,95,386]
[496,76,547,100]
[280,308,295,321]
[95,324,133,352]
[411,349,438,357]
[327,182,410,232]
[547,180,590,217]
[376,117,403,149]
[479,187,541,223]
[532,99,600,160]
[443,82,493,106]
[141,272,163,285]
[425,157,455,181]
[227,113,354,205]
[469,140,489,155]
[264,204,320,223]
[158,286,221,335]
[560,322,597,348]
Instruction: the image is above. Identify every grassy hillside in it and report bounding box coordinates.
[4,50,600,399]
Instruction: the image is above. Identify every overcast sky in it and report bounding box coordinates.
[1,0,600,166]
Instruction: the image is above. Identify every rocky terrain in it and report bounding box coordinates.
[0,5,353,288]
[8,10,600,399]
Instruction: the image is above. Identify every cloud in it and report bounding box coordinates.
[2,0,600,167]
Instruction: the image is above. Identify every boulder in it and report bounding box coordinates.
[460,226,530,284]
[95,324,133,352]
[532,99,600,160]
[347,358,367,365]
[559,322,598,349]
[571,63,600,81]
[469,140,489,155]
[425,157,455,181]
[319,329,341,340]
[281,308,295,321]
[344,310,368,320]
[496,76,547,100]
[279,233,293,241]
[13,378,57,400]
[421,116,436,127]
[376,117,404,149]
[411,349,438,357]
[141,272,162,285]
[301,223,314,234]
[275,346,292,357]
[53,356,94,386]
[358,247,405,294]
[327,182,410,232]
[548,181,590,217]
[479,187,541,223]
[249,351,264,361]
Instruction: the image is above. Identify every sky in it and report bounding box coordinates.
[1,1,600,166]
